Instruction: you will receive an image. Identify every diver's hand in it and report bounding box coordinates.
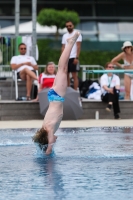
[45,146,52,155]
[45,135,57,155]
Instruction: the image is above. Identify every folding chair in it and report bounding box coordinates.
[11,70,38,100]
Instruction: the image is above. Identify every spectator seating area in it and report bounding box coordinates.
[0,65,133,120]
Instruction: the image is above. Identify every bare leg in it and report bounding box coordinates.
[124,74,131,99]
[72,72,78,90]
[20,69,39,99]
[20,68,38,80]
[32,86,42,102]
[26,75,33,97]
[52,32,80,97]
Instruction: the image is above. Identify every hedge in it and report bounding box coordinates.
[37,39,121,67]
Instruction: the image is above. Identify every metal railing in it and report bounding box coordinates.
[0,64,104,81]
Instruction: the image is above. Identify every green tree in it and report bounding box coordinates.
[37,8,80,39]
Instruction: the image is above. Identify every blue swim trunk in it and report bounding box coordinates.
[48,89,65,102]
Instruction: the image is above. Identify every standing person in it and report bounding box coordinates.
[111,41,133,100]
[32,32,80,155]
[61,21,82,90]
[32,62,56,102]
[10,43,38,100]
[100,62,121,119]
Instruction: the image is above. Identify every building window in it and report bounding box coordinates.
[96,4,116,17]
[98,22,119,41]
[20,7,31,16]
[116,4,133,17]
[0,8,3,16]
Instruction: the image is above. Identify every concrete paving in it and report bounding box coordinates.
[0,119,133,129]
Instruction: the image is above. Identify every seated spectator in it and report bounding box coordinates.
[32,62,56,102]
[10,43,38,101]
[111,41,133,100]
[100,62,121,119]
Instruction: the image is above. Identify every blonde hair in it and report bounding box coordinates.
[44,62,56,75]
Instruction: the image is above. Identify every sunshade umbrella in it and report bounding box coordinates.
[38,87,83,120]
[38,88,49,116]
[63,87,83,120]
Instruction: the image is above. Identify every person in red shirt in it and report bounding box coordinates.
[32,62,56,102]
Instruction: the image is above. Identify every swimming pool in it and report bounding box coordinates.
[0,127,133,200]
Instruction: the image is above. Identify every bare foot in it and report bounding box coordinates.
[31,98,39,102]
[67,31,80,44]
[124,98,130,100]
[124,95,130,100]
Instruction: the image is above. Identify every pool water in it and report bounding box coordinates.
[0,127,133,200]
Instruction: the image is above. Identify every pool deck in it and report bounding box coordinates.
[0,119,133,129]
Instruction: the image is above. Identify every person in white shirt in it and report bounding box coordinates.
[10,43,38,100]
[100,62,121,119]
[61,21,82,90]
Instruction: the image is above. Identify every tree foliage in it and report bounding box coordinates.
[37,8,80,39]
